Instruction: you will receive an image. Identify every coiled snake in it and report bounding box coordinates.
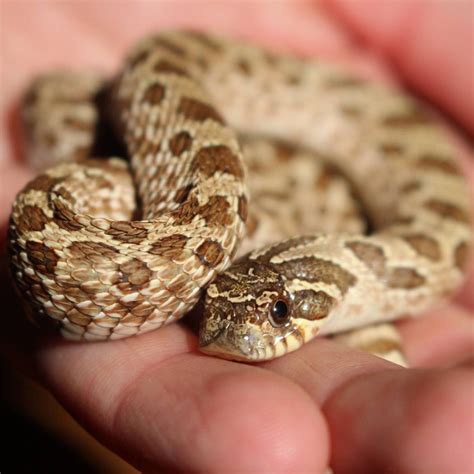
[8,31,472,362]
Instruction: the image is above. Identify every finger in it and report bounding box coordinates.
[324,364,473,474]
[397,303,474,367]
[266,338,473,473]
[33,327,328,473]
[327,0,474,133]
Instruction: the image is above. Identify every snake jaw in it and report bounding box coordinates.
[199,324,264,362]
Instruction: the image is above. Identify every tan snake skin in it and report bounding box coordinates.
[8,31,472,361]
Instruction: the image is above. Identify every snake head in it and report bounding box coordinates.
[199,256,328,361]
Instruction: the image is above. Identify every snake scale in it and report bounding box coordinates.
[8,31,472,361]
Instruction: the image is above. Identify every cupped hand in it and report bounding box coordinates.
[1,2,473,473]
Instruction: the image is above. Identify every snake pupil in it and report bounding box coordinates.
[270,299,290,327]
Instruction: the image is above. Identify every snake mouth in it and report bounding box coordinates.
[199,341,255,362]
[198,319,264,362]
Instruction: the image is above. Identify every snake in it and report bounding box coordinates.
[8,30,472,362]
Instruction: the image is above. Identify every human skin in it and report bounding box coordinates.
[0,1,473,473]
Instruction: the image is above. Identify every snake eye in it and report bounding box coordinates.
[269,299,291,327]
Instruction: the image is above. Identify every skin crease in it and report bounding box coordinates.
[0,1,473,473]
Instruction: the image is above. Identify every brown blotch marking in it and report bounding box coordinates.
[195,240,225,267]
[286,74,301,86]
[178,97,224,124]
[379,143,404,157]
[63,116,91,131]
[402,234,441,261]
[120,258,153,287]
[382,108,429,127]
[69,241,119,259]
[26,240,59,278]
[347,240,426,289]
[153,59,188,77]
[150,234,188,258]
[424,199,470,224]
[236,59,251,75]
[316,165,338,191]
[106,221,149,244]
[400,181,421,193]
[346,241,387,278]
[275,257,357,295]
[184,31,223,52]
[454,241,469,271]
[169,194,231,227]
[174,183,194,204]
[23,174,62,193]
[416,154,461,175]
[43,131,57,147]
[238,195,248,222]
[143,82,165,105]
[169,195,200,225]
[199,196,233,226]
[52,199,83,231]
[17,205,50,232]
[151,37,187,56]
[169,131,193,156]
[386,267,425,289]
[274,141,294,162]
[129,48,150,67]
[192,145,244,178]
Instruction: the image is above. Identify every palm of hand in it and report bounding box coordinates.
[1,3,473,473]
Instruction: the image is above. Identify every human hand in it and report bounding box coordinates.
[1,2,473,472]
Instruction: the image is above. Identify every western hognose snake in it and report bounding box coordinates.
[8,31,472,362]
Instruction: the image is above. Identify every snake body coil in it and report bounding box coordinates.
[8,31,472,360]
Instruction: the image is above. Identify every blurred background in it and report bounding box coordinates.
[0,360,137,472]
